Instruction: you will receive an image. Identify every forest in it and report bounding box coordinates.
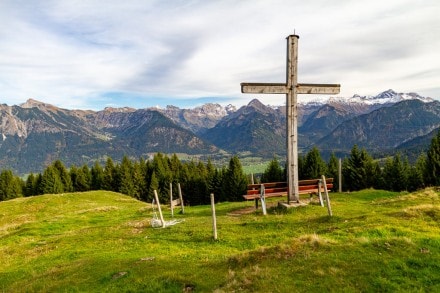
[0,130,439,204]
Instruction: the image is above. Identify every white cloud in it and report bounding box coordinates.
[0,0,439,109]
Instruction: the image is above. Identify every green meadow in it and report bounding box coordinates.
[0,189,439,292]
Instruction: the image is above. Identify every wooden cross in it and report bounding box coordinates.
[241,34,340,203]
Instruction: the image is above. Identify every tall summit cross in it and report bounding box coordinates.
[241,34,340,203]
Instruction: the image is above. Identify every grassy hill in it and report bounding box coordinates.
[0,189,439,292]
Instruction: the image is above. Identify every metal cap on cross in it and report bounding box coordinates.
[241,34,340,203]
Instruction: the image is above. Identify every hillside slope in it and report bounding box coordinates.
[1,189,439,292]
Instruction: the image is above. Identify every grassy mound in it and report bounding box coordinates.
[0,189,439,292]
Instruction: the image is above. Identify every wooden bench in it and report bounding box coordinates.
[243,177,333,214]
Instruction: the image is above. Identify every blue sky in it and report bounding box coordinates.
[0,0,439,110]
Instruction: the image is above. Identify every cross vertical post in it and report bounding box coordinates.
[287,35,299,203]
[241,34,340,204]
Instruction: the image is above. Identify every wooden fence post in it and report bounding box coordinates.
[321,175,332,217]
[154,190,166,228]
[318,180,324,207]
[178,183,185,214]
[260,184,267,215]
[169,182,174,217]
[338,158,342,193]
[210,193,218,240]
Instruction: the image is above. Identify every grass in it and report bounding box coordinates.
[0,188,439,292]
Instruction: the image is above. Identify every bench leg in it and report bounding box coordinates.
[254,198,259,209]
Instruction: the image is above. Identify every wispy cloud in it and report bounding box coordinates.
[0,0,439,109]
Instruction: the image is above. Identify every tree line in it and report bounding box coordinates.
[0,130,439,203]
[0,154,247,205]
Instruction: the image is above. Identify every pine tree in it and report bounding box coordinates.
[71,165,91,192]
[426,130,440,186]
[148,171,159,202]
[221,156,248,202]
[298,154,305,180]
[91,161,104,190]
[41,166,64,194]
[52,160,73,192]
[102,157,117,191]
[343,145,372,191]
[382,153,408,191]
[0,170,22,200]
[133,159,147,200]
[327,153,339,191]
[24,173,36,197]
[169,154,182,183]
[261,156,284,183]
[303,147,327,179]
[119,156,135,197]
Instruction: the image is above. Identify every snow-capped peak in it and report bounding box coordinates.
[300,89,434,106]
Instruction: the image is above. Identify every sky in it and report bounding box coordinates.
[0,0,439,110]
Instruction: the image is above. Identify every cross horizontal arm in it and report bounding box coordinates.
[241,83,340,95]
[297,83,340,94]
[241,83,286,94]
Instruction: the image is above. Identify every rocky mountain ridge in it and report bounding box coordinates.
[0,89,438,174]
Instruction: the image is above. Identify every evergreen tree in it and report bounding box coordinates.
[24,173,36,197]
[303,147,327,179]
[415,153,427,188]
[298,154,305,180]
[71,165,91,192]
[52,160,73,192]
[221,156,248,201]
[0,170,22,200]
[407,165,424,192]
[426,130,440,186]
[119,156,135,196]
[133,159,147,200]
[382,157,394,191]
[41,166,63,194]
[169,154,182,183]
[152,153,172,200]
[382,153,408,191]
[102,157,117,191]
[327,153,339,191]
[148,171,159,202]
[35,173,43,195]
[91,161,104,190]
[210,168,224,198]
[261,156,284,183]
[343,145,377,191]
[372,163,384,190]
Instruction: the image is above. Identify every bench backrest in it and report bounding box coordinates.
[246,178,334,195]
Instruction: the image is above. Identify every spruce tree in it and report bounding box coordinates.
[327,153,339,191]
[24,173,36,197]
[133,159,147,200]
[303,147,327,179]
[0,170,22,200]
[102,157,116,191]
[41,166,63,194]
[343,145,379,191]
[148,171,159,202]
[91,161,104,190]
[119,156,135,196]
[261,156,284,183]
[222,156,247,201]
[426,130,440,186]
[53,160,73,192]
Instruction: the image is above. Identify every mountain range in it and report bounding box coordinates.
[0,89,439,174]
